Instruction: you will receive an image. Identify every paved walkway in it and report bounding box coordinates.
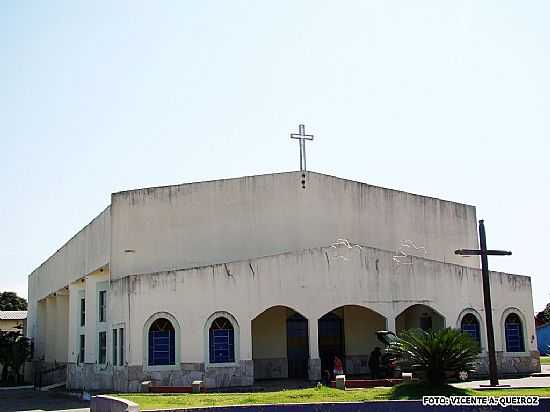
[453,373,550,390]
[0,388,89,412]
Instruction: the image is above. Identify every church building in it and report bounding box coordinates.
[27,171,540,391]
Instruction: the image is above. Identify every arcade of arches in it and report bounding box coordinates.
[251,304,447,380]
[145,304,529,384]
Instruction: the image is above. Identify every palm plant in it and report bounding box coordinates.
[388,328,480,385]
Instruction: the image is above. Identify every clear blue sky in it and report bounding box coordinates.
[1,1,548,312]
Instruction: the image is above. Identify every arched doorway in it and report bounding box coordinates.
[287,313,309,379]
[318,306,386,377]
[396,304,445,333]
[318,312,344,378]
[251,306,309,381]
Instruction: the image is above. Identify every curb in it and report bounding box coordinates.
[0,385,34,391]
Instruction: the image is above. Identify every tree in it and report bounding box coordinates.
[388,328,480,386]
[9,334,32,384]
[536,303,550,325]
[0,330,32,384]
[0,292,27,311]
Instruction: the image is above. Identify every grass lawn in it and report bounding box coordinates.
[117,384,550,410]
[540,356,550,365]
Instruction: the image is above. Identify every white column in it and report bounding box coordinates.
[386,317,396,333]
[67,283,79,364]
[308,318,321,381]
[239,317,252,361]
[45,296,57,363]
[309,320,319,359]
[55,291,69,363]
[36,299,47,360]
[239,316,254,385]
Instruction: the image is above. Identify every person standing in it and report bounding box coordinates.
[369,347,382,378]
[333,355,344,378]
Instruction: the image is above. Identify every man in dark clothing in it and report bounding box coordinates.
[368,347,382,378]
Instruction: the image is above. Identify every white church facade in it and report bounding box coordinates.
[27,171,540,391]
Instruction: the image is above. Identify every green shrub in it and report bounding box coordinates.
[388,328,480,385]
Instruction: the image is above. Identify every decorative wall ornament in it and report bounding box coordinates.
[392,240,427,265]
[329,238,364,261]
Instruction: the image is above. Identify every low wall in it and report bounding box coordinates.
[107,360,254,392]
[254,358,288,380]
[67,363,116,392]
[68,351,540,392]
[476,351,541,377]
[33,361,67,388]
[91,395,139,412]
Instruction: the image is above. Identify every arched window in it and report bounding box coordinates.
[461,313,481,345]
[505,313,525,352]
[209,317,234,363]
[148,318,175,366]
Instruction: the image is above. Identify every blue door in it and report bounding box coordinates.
[287,313,309,379]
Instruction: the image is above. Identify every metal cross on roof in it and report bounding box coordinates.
[290,124,314,188]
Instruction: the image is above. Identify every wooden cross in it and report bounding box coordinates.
[455,219,512,387]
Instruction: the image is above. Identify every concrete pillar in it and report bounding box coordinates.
[45,296,57,363]
[239,317,252,361]
[238,317,254,385]
[26,283,37,344]
[55,291,69,363]
[192,380,203,393]
[68,283,78,364]
[308,318,321,381]
[335,374,346,390]
[36,300,47,360]
[386,317,396,333]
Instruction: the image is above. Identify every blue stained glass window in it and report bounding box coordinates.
[505,313,525,353]
[461,313,481,344]
[148,318,175,366]
[209,317,235,363]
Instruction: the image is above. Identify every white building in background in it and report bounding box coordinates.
[27,171,540,391]
[0,311,27,333]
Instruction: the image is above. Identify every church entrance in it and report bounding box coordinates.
[318,312,345,378]
[286,313,309,379]
[318,306,387,378]
[251,306,309,381]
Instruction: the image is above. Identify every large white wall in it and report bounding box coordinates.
[27,171,480,346]
[110,171,479,279]
[27,207,110,348]
[28,207,111,303]
[118,243,536,366]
